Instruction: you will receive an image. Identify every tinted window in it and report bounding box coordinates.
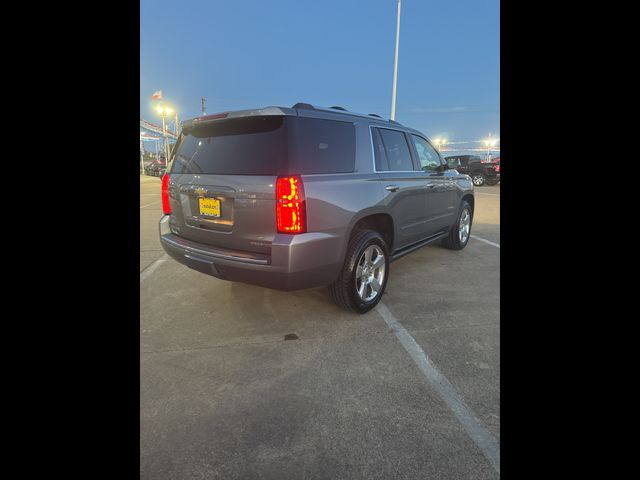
[372,128,389,171]
[289,117,355,174]
[410,135,441,171]
[446,157,460,168]
[170,116,354,175]
[171,116,286,175]
[377,128,414,171]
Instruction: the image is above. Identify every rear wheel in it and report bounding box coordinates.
[472,173,485,186]
[329,229,389,314]
[442,200,473,250]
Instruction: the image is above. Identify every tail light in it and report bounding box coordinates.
[495,165,500,172]
[276,176,306,234]
[161,173,171,214]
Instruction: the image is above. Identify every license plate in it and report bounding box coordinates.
[199,197,221,217]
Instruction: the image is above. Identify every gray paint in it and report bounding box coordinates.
[160,105,474,290]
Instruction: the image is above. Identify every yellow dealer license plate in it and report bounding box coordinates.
[199,197,221,217]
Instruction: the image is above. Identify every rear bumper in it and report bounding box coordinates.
[159,215,344,291]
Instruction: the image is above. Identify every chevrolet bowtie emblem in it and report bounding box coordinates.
[194,187,207,197]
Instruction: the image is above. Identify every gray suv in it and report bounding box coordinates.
[159,103,474,313]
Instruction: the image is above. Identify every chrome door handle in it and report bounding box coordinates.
[385,185,400,192]
[425,183,436,188]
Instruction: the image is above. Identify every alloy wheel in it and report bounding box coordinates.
[355,245,386,302]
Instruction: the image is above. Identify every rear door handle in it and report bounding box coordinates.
[385,185,400,192]
[425,183,436,188]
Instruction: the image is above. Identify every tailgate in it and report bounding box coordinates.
[168,173,276,255]
[165,115,288,255]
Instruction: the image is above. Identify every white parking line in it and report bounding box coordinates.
[140,200,161,209]
[140,254,168,283]
[376,301,500,474]
[476,192,500,196]
[470,235,500,248]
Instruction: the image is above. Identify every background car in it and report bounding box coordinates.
[145,161,167,176]
[445,154,500,186]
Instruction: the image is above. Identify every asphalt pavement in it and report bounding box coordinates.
[140,175,500,479]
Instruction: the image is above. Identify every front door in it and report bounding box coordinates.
[408,134,456,235]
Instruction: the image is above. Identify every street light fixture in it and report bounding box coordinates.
[155,104,178,164]
[434,138,447,152]
[483,135,498,161]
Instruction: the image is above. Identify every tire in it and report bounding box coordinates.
[472,173,485,186]
[485,179,498,186]
[329,229,390,314]
[442,200,473,250]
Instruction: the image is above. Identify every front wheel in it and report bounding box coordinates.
[329,230,390,314]
[442,201,473,250]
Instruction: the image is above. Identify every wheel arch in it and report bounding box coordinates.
[345,208,395,253]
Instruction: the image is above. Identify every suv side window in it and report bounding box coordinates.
[447,157,460,168]
[410,135,441,171]
[290,117,356,174]
[376,128,415,171]
[372,128,390,171]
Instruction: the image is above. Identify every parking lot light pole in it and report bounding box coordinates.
[484,134,497,161]
[155,105,174,165]
[140,137,145,175]
[390,0,401,121]
[434,138,447,152]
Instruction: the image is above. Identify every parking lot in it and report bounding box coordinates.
[140,175,500,479]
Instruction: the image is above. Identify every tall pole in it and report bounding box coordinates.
[175,112,179,136]
[140,138,145,175]
[390,0,401,120]
[161,114,168,164]
[201,97,206,115]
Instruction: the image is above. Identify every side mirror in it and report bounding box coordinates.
[437,164,449,172]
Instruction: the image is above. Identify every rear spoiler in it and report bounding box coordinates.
[181,106,295,133]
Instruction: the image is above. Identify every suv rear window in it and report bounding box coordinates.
[170,116,355,176]
[171,116,286,175]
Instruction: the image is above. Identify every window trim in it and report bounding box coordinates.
[371,127,390,172]
[369,125,425,173]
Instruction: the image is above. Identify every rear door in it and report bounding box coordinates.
[372,127,428,249]
[458,157,470,175]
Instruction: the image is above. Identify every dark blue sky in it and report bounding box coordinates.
[141,0,499,147]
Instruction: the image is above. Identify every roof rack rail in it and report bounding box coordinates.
[292,103,401,124]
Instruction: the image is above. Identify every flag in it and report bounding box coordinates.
[151,90,163,100]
